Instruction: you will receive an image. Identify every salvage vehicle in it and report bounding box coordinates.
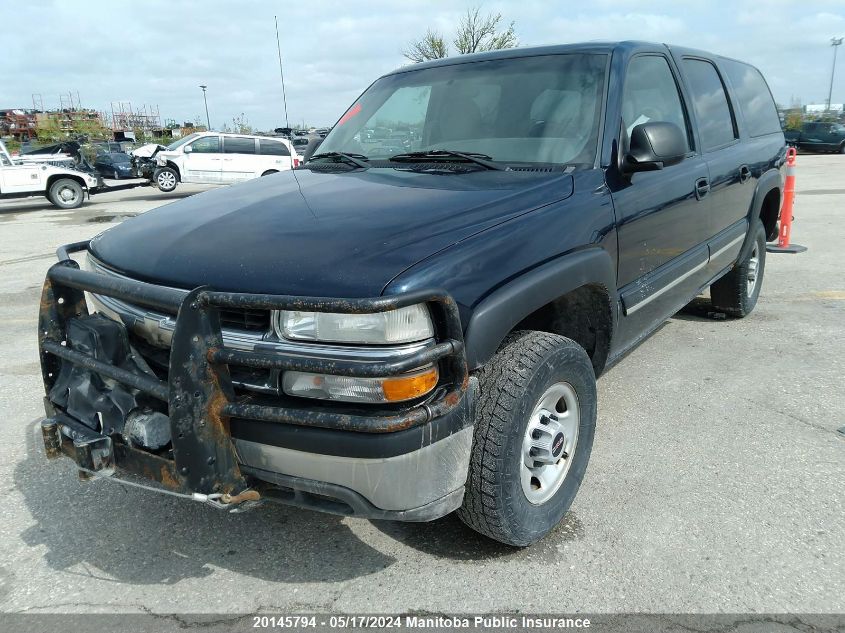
[784,121,845,152]
[151,132,300,192]
[1,139,101,209]
[93,152,134,179]
[37,41,785,546]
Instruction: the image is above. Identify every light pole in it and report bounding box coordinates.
[199,84,211,130]
[828,37,843,112]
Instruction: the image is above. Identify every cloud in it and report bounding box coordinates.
[1,0,843,130]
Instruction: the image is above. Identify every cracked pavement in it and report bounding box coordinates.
[0,162,842,617]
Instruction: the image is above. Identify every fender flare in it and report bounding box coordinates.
[463,247,617,369]
[748,168,781,242]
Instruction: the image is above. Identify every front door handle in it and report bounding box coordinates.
[695,177,710,200]
[739,165,751,183]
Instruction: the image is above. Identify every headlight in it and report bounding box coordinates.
[282,365,438,403]
[273,304,434,344]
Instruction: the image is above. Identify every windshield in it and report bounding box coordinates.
[165,134,200,151]
[107,152,130,163]
[317,53,607,166]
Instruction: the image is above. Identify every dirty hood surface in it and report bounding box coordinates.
[91,167,573,297]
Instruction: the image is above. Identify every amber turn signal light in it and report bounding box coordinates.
[382,366,439,402]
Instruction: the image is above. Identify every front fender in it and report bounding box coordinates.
[463,247,618,369]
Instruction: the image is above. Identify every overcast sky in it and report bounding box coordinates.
[3,0,844,130]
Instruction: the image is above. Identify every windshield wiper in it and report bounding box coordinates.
[388,150,507,171]
[308,152,370,169]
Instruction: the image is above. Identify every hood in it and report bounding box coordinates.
[90,167,573,297]
[130,143,164,158]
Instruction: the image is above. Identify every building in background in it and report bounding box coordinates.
[805,103,844,115]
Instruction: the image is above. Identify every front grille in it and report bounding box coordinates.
[88,255,272,334]
[218,307,271,332]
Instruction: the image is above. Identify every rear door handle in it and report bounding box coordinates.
[695,177,710,200]
[739,165,751,183]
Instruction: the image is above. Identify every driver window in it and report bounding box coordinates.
[622,55,691,152]
[189,136,220,154]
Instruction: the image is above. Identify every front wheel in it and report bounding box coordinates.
[710,220,766,317]
[458,331,597,547]
[154,167,178,192]
[47,178,84,209]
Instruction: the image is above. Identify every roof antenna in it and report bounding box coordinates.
[275,15,290,130]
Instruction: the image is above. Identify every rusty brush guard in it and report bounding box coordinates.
[38,241,469,502]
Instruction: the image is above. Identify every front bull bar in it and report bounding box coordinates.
[38,241,469,501]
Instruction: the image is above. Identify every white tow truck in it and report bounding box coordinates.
[0,139,102,209]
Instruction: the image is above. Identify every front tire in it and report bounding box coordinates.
[154,167,178,192]
[710,220,766,317]
[47,178,84,209]
[458,331,597,547]
[261,169,279,177]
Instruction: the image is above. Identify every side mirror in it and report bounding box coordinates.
[623,121,687,173]
[183,145,193,154]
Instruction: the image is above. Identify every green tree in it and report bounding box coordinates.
[34,115,63,143]
[403,6,517,63]
[404,29,449,63]
[232,113,252,134]
[784,111,803,131]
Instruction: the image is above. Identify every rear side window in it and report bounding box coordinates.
[622,55,691,152]
[721,60,781,137]
[682,59,737,150]
[223,137,257,154]
[258,140,290,156]
[189,136,220,153]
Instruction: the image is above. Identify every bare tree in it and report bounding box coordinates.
[403,29,449,63]
[453,7,517,55]
[403,6,517,63]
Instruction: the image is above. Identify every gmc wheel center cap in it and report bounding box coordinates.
[552,432,565,457]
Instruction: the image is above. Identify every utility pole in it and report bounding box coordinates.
[828,37,843,112]
[199,85,211,130]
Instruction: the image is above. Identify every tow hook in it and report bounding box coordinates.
[192,489,262,512]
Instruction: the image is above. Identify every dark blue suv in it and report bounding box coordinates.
[37,41,785,546]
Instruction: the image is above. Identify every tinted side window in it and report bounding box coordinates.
[223,137,256,154]
[622,55,691,152]
[721,60,781,137]
[683,59,737,150]
[258,140,290,156]
[189,136,220,153]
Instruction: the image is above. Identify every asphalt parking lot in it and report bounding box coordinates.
[0,158,842,616]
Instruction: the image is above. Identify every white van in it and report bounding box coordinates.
[152,132,299,192]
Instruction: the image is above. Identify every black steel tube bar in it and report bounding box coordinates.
[42,340,169,401]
